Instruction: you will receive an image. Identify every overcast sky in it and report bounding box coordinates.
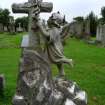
[0,0,105,22]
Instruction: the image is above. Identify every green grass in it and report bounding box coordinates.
[0,32,26,48]
[67,39,105,105]
[0,48,21,105]
[0,33,23,105]
[0,33,105,105]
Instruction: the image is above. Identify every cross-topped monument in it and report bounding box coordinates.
[12,1,54,105]
[12,0,53,49]
[12,1,87,105]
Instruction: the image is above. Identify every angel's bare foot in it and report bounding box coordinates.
[68,59,74,68]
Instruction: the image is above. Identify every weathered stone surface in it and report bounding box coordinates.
[12,49,53,105]
[13,52,87,105]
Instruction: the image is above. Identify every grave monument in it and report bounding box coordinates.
[12,0,87,105]
[9,17,15,34]
[17,23,23,32]
[96,24,103,42]
[96,24,105,46]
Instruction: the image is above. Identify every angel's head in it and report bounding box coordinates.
[47,11,66,28]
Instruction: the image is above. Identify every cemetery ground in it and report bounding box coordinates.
[0,33,105,105]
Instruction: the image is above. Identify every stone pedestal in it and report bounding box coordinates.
[12,37,87,105]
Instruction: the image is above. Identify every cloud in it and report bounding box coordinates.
[0,0,105,22]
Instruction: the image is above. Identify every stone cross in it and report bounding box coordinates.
[12,0,53,49]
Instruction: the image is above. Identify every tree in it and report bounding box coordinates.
[0,8,10,31]
[101,7,105,20]
[86,11,98,36]
[15,16,28,31]
[2,9,10,26]
[0,9,10,25]
[0,8,3,23]
[73,16,84,22]
[98,18,104,25]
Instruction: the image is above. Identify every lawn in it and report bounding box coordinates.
[0,33,105,105]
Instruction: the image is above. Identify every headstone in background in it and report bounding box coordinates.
[0,74,5,95]
[76,22,84,38]
[69,21,84,38]
[9,24,15,34]
[96,24,103,42]
[69,22,75,35]
[96,24,105,46]
[16,23,23,32]
[4,26,8,32]
[0,23,3,32]
[84,20,90,40]
[102,24,105,46]
[69,20,91,40]
[9,17,15,34]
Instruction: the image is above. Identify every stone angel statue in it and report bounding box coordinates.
[35,12,73,77]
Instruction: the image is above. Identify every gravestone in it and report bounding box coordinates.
[4,26,8,32]
[76,22,83,37]
[84,20,90,40]
[101,24,105,46]
[74,21,84,38]
[9,17,15,34]
[16,23,23,32]
[12,0,87,105]
[69,20,90,39]
[96,24,103,42]
[0,74,5,95]
[69,21,84,38]
[0,23,3,32]
[96,24,105,46]
[85,20,90,35]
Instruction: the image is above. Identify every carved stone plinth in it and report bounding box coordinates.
[12,49,87,105]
